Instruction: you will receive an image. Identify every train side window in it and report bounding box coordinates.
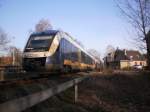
[64,39,70,60]
[74,46,78,61]
[81,51,85,63]
[72,46,77,61]
[67,40,69,59]
[63,39,67,59]
[75,47,77,61]
[67,41,70,59]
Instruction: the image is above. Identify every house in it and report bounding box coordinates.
[119,49,147,69]
[104,48,147,69]
[103,51,115,68]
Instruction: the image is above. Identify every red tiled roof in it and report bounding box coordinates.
[126,50,144,60]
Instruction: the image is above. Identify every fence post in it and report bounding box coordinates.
[74,82,78,103]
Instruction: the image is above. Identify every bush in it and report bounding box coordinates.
[102,68,113,74]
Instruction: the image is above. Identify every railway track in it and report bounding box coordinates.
[0,74,89,112]
[0,76,48,86]
[0,72,90,107]
[0,71,86,86]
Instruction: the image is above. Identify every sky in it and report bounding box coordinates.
[0,0,136,57]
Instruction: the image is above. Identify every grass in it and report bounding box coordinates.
[77,72,150,112]
[1,71,150,112]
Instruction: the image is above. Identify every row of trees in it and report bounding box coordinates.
[0,27,10,51]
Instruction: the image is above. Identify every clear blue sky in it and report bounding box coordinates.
[0,0,135,57]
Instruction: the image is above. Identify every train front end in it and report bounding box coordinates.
[22,30,59,72]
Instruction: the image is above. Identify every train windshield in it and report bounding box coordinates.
[25,35,54,52]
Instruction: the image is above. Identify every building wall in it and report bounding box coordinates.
[129,60,147,67]
[0,57,13,66]
[120,60,147,69]
[120,60,130,69]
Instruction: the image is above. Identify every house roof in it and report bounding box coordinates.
[114,49,128,61]
[126,50,141,60]
[114,49,146,61]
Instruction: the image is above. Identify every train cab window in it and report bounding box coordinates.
[25,35,54,52]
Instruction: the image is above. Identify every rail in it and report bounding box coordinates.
[0,75,88,112]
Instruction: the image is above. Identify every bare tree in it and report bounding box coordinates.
[8,46,22,66]
[0,27,10,51]
[115,0,150,69]
[35,19,53,32]
[104,45,116,63]
[105,45,115,56]
[88,49,101,62]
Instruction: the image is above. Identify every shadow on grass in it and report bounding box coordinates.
[78,72,150,112]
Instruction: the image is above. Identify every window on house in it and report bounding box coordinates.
[140,62,142,65]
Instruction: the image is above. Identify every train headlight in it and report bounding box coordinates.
[46,57,51,64]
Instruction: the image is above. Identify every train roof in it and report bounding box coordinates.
[30,30,59,37]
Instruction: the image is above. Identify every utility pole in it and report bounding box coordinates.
[12,47,15,66]
[74,83,78,103]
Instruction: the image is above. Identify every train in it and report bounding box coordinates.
[22,30,100,73]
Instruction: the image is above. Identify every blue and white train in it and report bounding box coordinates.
[22,30,100,72]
